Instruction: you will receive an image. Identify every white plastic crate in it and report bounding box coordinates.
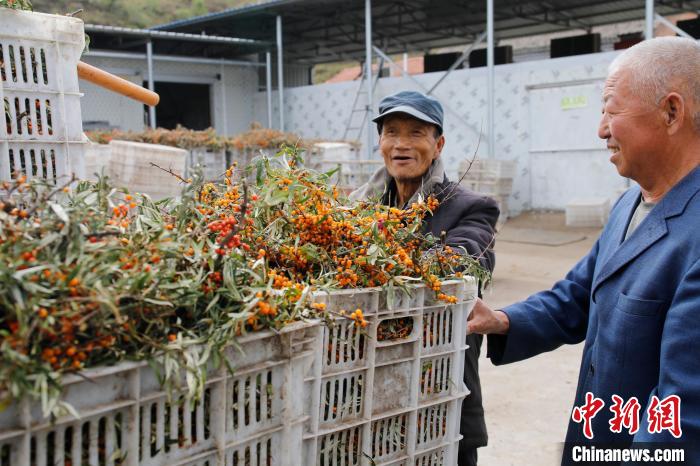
[109,140,188,200]
[188,148,227,182]
[458,180,510,225]
[310,141,367,188]
[228,148,274,169]
[313,142,357,162]
[459,177,513,197]
[459,159,517,180]
[0,9,86,184]
[310,159,383,190]
[565,197,610,227]
[83,141,110,181]
[303,279,477,466]
[0,321,320,466]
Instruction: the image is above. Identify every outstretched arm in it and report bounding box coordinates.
[469,239,600,365]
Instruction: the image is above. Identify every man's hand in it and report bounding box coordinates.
[467,298,510,335]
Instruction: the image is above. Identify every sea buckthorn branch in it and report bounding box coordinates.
[0,144,486,418]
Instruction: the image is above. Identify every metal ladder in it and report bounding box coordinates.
[342,57,384,142]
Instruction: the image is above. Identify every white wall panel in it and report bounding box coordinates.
[257,50,627,213]
[81,49,633,212]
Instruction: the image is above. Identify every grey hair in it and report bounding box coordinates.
[609,36,700,130]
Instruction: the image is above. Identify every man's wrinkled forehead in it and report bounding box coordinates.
[602,69,626,103]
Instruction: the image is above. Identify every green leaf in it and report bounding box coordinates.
[49,202,69,224]
[300,243,322,261]
[255,158,265,186]
[12,265,49,280]
[264,189,290,206]
[143,298,174,307]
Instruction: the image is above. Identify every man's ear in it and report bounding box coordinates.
[661,92,685,135]
[434,134,446,159]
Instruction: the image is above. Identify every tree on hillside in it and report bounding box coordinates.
[30,0,252,28]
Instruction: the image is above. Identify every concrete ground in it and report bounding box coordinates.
[476,211,603,466]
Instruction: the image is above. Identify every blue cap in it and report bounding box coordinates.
[373,91,444,135]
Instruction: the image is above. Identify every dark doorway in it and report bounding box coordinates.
[146,82,212,130]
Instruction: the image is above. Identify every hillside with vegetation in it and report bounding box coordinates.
[29,0,256,28]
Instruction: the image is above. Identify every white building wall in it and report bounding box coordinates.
[255,50,630,213]
[80,50,632,213]
[80,54,259,136]
[80,69,145,132]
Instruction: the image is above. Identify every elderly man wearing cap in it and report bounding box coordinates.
[350,90,499,466]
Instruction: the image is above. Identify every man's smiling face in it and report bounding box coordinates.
[598,68,666,180]
[378,113,445,183]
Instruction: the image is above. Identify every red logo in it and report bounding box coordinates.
[572,393,683,439]
[647,395,682,438]
[572,392,606,439]
[609,395,641,435]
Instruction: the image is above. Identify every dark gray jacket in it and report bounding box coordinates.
[350,158,499,449]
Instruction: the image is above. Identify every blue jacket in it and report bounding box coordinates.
[487,166,700,463]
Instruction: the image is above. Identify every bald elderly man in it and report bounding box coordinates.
[469,37,700,464]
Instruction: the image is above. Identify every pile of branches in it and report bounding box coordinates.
[85,123,323,152]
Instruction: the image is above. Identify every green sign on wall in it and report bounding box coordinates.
[560,95,588,110]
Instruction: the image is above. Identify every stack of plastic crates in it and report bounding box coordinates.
[303,279,477,466]
[459,159,517,223]
[565,197,610,228]
[0,322,320,466]
[0,9,86,183]
[188,147,227,182]
[310,159,384,191]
